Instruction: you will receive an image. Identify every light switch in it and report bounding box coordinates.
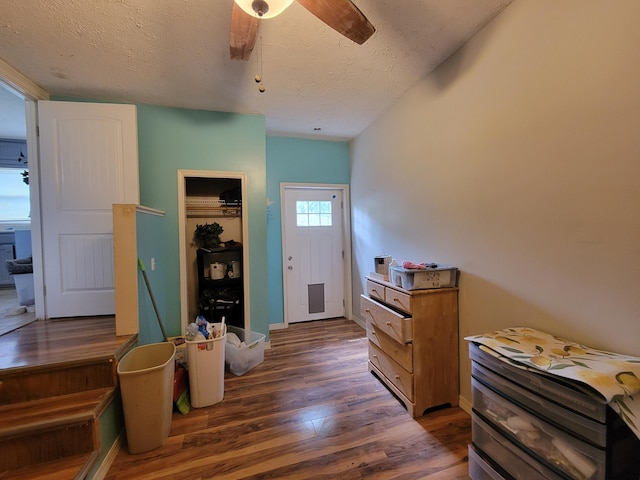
[151,258,156,271]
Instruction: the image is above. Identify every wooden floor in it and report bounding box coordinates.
[105,318,471,480]
[0,287,36,337]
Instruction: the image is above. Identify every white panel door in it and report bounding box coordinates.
[283,187,344,323]
[38,101,139,318]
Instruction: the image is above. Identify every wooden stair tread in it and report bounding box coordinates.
[0,387,115,438]
[0,355,116,378]
[0,450,100,480]
[0,316,137,372]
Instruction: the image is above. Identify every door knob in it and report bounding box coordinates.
[288,256,293,261]
[288,265,293,270]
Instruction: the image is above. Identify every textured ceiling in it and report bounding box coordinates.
[0,0,513,141]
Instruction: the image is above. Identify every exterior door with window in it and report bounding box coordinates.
[283,187,344,323]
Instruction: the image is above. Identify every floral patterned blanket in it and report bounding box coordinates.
[465,327,640,440]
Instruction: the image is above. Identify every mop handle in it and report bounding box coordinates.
[138,258,169,342]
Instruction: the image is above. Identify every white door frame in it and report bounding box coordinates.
[280,183,352,327]
[0,59,49,319]
[177,169,250,334]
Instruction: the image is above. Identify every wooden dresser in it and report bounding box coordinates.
[361,277,459,417]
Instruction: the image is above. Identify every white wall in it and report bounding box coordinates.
[351,0,640,403]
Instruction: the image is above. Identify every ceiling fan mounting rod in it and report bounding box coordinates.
[252,0,269,17]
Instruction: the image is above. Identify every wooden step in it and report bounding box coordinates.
[0,387,115,472]
[0,317,137,478]
[0,357,117,405]
[0,451,101,480]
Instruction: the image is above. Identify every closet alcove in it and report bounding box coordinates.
[181,174,246,330]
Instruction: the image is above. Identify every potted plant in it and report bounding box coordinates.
[194,222,224,249]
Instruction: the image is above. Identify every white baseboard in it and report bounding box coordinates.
[351,315,365,330]
[459,395,472,415]
[90,430,124,480]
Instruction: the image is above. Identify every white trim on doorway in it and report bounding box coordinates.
[0,58,49,100]
[280,183,352,327]
[177,169,250,334]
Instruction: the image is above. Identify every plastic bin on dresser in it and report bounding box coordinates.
[186,323,226,408]
[225,326,265,376]
[389,264,457,290]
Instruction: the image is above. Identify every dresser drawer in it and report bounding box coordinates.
[472,413,563,480]
[468,444,508,480]
[367,322,413,372]
[472,361,607,447]
[366,279,385,303]
[369,342,413,400]
[473,378,604,480]
[361,295,412,344]
[384,287,411,315]
[469,342,607,422]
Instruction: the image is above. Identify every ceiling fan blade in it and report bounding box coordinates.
[296,0,375,45]
[230,2,260,60]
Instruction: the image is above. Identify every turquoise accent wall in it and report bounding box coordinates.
[265,136,350,325]
[136,105,268,338]
[87,392,124,480]
[136,209,168,344]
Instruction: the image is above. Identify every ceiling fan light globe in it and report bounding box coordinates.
[234,0,294,19]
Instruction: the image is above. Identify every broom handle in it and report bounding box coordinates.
[138,258,169,342]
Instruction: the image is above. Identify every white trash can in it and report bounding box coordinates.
[186,323,226,408]
[117,342,176,454]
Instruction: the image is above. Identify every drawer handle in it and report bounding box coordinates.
[393,297,400,303]
[386,322,392,327]
[365,308,371,314]
[373,355,378,359]
[371,331,377,336]
[395,375,400,380]
[372,288,379,293]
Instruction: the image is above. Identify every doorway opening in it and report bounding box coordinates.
[0,81,32,318]
[178,170,249,334]
[0,61,49,320]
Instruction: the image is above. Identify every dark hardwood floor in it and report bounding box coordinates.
[105,318,471,480]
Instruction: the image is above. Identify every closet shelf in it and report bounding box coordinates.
[186,197,241,218]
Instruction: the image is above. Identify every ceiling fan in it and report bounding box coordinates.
[230,0,376,60]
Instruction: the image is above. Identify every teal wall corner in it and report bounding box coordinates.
[48,99,349,339]
[265,136,350,326]
[136,105,269,338]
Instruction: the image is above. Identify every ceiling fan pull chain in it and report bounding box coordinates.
[256,32,265,92]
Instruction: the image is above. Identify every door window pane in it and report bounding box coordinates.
[296,201,332,227]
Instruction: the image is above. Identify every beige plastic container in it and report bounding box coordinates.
[186,323,226,407]
[117,342,176,454]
